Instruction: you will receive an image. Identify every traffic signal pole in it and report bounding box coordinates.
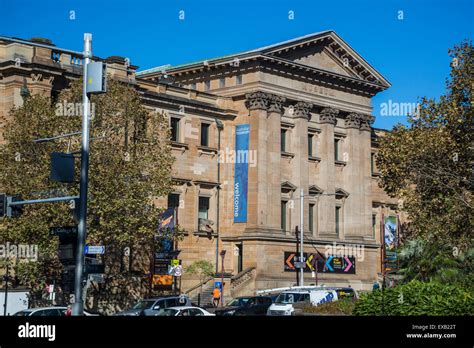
[299,188,304,287]
[72,33,92,316]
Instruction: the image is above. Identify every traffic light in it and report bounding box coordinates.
[0,194,6,218]
[7,195,24,218]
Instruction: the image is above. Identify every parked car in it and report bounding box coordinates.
[114,295,191,316]
[13,306,100,316]
[214,296,273,316]
[267,289,338,316]
[154,306,215,316]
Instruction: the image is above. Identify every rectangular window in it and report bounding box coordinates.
[308,134,313,157]
[200,123,210,146]
[334,139,340,161]
[371,153,376,174]
[281,129,286,152]
[167,194,180,209]
[335,206,341,235]
[219,78,225,88]
[191,82,196,90]
[236,75,242,85]
[198,196,210,221]
[205,80,210,91]
[309,203,315,233]
[372,213,377,238]
[170,117,180,142]
[281,201,287,231]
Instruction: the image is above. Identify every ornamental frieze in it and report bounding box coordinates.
[267,94,286,113]
[319,107,339,125]
[245,91,270,110]
[345,113,361,129]
[359,114,375,131]
[291,101,313,119]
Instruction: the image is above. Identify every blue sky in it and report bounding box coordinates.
[1,0,472,129]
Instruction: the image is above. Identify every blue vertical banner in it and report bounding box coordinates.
[234,124,250,222]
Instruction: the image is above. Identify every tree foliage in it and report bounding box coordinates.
[0,78,174,310]
[376,40,473,249]
[398,239,473,288]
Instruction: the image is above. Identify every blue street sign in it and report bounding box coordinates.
[85,245,105,255]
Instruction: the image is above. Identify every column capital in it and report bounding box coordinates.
[345,113,361,129]
[245,91,271,111]
[319,107,339,125]
[291,101,313,119]
[359,114,375,131]
[267,94,286,113]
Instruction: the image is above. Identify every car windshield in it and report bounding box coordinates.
[132,300,155,310]
[227,298,250,307]
[155,308,179,316]
[13,310,31,316]
[275,293,305,304]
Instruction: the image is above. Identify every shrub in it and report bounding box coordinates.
[302,298,355,315]
[353,280,474,316]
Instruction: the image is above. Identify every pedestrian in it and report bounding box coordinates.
[65,305,72,316]
[212,286,221,308]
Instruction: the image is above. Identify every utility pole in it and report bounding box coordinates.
[72,33,92,316]
[299,188,304,287]
[3,261,9,316]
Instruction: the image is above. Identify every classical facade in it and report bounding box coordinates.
[0,31,401,297]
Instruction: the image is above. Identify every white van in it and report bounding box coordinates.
[266,288,338,316]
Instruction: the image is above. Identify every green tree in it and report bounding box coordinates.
[376,40,473,250]
[185,260,215,302]
[0,78,175,312]
[398,239,474,287]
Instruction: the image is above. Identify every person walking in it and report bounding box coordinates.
[212,286,221,308]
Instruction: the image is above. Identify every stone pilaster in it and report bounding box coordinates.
[245,92,270,230]
[290,101,312,233]
[359,114,375,239]
[343,113,363,238]
[266,94,286,231]
[318,107,338,236]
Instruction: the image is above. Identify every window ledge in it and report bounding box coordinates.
[335,160,347,167]
[308,156,321,163]
[171,141,189,151]
[197,146,218,156]
[281,151,295,159]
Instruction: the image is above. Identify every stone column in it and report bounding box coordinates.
[343,113,363,238]
[318,107,338,236]
[359,114,375,239]
[290,101,312,233]
[266,94,286,231]
[245,92,269,230]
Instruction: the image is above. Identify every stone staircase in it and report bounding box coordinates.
[189,282,215,307]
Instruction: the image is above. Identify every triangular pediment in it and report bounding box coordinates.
[268,43,355,77]
[260,31,390,87]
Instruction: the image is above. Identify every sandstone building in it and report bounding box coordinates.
[0,31,401,298]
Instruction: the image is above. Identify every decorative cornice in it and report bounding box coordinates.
[359,114,375,131]
[291,101,313,119]
[267,94,286,113]
[245,91,270,111]
[345,113,361,129]
[319,107,339,125]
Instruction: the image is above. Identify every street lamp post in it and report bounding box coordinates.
[72,33,92,316]
[299,189,304,286]
[220,250,226,307]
